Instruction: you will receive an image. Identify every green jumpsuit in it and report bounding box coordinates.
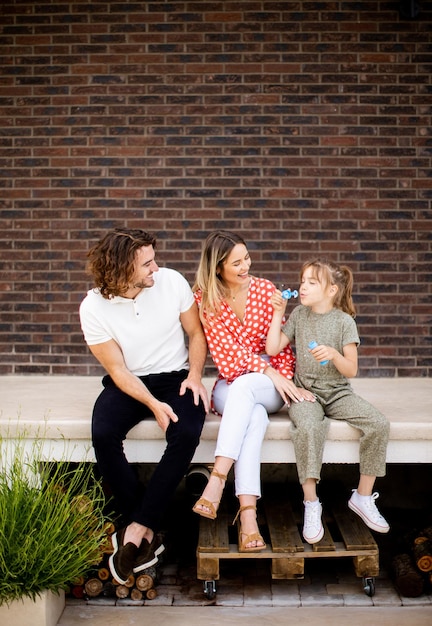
[282,305,390,486]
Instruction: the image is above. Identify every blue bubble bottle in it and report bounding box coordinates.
[308,340,329,365]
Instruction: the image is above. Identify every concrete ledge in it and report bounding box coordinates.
[0,376,431,464]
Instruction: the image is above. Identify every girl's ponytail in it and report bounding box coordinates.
[337,265,356,318]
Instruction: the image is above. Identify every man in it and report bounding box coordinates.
[79,228,209,584]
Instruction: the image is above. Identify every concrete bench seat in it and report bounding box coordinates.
[0,376,431,465]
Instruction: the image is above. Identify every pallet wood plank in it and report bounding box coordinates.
[264,499,304,553]
[272,556,304,580]
[197,512,230,553]
[312,519,336,553]
[353,554,380,578]
[196,497,379,583]
[331,501,378,551]
[196,556,220,581]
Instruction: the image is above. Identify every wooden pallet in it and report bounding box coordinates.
[196,497,379,582]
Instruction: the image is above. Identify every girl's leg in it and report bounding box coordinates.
[327,391,390,533]
[288,400,328,544]
[302,478,318,501]
[326,390,390,479]
[357,474,377,495]
[288,399,329,488]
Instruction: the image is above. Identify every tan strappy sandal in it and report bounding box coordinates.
[233,505,266,552]
[192,469,227,520]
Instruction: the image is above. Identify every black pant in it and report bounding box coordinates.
[91,370,206,530]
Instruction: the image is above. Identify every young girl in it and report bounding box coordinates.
[266,258,390,544]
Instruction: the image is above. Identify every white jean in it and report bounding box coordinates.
[212,372,284,498]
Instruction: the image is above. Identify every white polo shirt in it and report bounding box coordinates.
[79,267,194,376]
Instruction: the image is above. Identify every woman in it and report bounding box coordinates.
[192,231,315,552]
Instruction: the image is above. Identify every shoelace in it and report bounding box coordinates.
[305,502,321,528]
[362,492,386,522]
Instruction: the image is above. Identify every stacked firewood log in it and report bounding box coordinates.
[392,525,432,597]
[68,521,160,602]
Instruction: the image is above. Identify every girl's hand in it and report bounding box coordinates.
[309,343,336,364]
[270,290,287,314]
[309,342,358,378]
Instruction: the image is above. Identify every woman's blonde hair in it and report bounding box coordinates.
[301,258,356,317]
[194,230,247,324]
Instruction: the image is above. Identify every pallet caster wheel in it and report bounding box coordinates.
[362,576,375,597]
[203,580,216,599]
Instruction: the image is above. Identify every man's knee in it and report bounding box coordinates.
[92,413,126,449]
[169,397,206,446]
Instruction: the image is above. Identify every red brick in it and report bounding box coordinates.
[0,1,430,376]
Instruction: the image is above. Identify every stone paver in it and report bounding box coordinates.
[72,553,422,610]
[67,497,432,612]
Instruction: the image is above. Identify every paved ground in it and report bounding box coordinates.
[59,553,431,625]
[58,606,431,626]
[64,551,431,609]
[58,605,432,626]
[61,477,432,618]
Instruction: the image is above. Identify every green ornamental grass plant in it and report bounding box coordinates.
[0,437,107,606]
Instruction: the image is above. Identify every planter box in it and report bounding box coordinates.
[0,589,65,626]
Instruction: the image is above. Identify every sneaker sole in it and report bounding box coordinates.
[348,500,390,533]
[303,525,324,544]
[108,532,131,585]
[132,542,165,574]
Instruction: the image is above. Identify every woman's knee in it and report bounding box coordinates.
[228,373,256,396]
[249,404,270,431]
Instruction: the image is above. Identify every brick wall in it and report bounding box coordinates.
[0,1,431,377]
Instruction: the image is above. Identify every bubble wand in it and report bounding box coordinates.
[281,288,298,300]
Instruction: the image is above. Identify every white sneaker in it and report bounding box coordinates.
[348,489,390,533]
[303,500,324,544]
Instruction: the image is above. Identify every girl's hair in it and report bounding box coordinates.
[193,230,247,324]
[301,258,356,317]
[86,228,156,298]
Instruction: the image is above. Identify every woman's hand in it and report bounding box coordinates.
[264,367,316,405]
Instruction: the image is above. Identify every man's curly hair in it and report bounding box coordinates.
[86,228,157,298]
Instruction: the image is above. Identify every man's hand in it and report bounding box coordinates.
[152,400,179,432]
